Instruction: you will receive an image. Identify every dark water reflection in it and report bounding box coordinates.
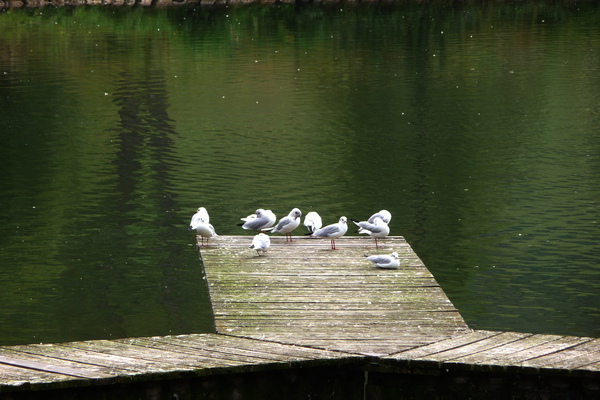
[0,1,599,345]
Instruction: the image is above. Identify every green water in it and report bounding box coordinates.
[0,1,599,345]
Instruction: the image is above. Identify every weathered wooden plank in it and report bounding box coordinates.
[409,331,537,363]
[438,332,535,366]
[153,334,358,362]
[489,335,592,368]
[3,342,200,381]
[129,335,357,366]
[389,330,500,359]
[518,337,599,369]
[212,313,466,324]
[0,352,113,380]
[0,333,363,392]
[211,303,459,314]
[61,338,256,372]
[384,330,600,376]
[532,342,600,372]
[200,236,469,355]
[1,343,150,372]
[229,331,468,356]
[0,362,81,387]
[581,361,600,372]
[211,309,466,322]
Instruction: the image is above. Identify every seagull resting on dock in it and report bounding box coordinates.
[189,207,210,228]
[365,252,400,269]
[310,216,348,250]
[351,217,390,248]
[237,209,276,231]
[250,233,270,255]
[303,211,322,234]
[368,209,392,224]
[266,208,302,242]
[189,207,217,246]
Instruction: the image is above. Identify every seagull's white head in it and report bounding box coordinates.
[290,208,302,219]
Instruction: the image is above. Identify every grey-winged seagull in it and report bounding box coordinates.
[351,216,390,248]
[368,209,392,224]
[365,252,400,269]
[310,216,348,250]
[267,208,302,242]
[238,209,276,231]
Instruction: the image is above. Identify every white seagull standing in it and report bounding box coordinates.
[237,209,276,231]
[250,233,270,255]
[310,216,348,250]
[368,209,392,224]
[365,252,400,269]
[351,216,390,248]
[303,211,323,234]
[189,207,218,246]
[268,208,302,242]
[189,207,210,228]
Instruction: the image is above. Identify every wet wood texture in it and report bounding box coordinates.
[388,330,600,376]
[200,235,470,356]
[0,333,358,393]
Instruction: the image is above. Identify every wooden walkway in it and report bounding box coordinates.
[0,235,598,398]
[387,330,600,376]
[0,333,358,394]
[201,235,470,356]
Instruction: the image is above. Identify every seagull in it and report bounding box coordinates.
[365,252,400,269]
[267,208,302,242]
[250,233,270,255]
[189,208,217,246]
[237,209,276,231]
[368,209,392,224]
[310,216,348,250]
[189,207,210,229]
[303,211,322,234]
[351,217,390,248]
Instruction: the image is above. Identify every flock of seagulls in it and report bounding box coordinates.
[189,207,400,269]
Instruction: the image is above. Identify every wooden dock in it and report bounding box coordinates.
[0,235,598,399]
[201,235,470,355]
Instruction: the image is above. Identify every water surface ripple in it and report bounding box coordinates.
[0,2,598,345]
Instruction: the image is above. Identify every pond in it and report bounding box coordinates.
[0,0,599,345]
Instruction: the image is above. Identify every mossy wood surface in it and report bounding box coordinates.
[200,235,470,355]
